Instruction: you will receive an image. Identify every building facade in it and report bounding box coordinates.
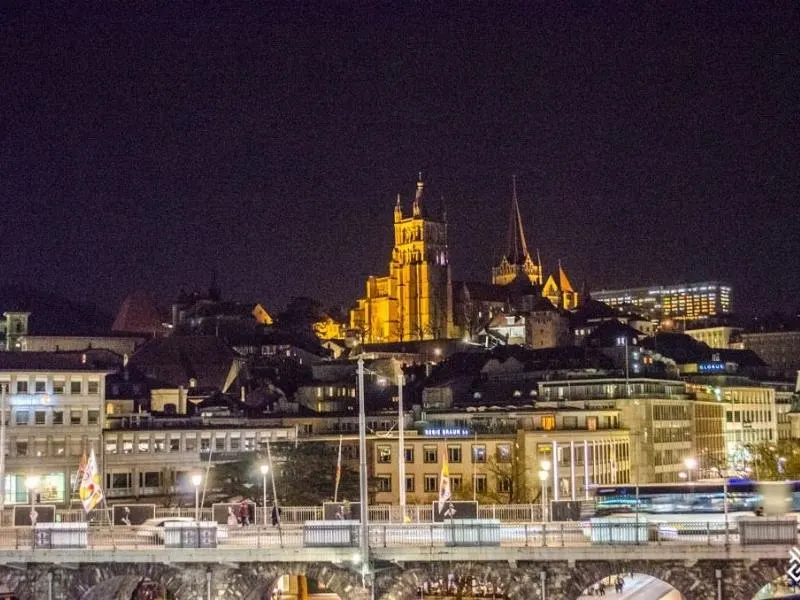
[591,282,732,325]
[350,178,454,343]
[0,354,109,506]
[741,331,800,380]
[1,312,30,352]
[688,382,777,472]
[685,327,743,350]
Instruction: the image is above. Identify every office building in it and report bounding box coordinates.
[591,282,732,325]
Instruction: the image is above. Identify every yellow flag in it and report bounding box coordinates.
[79,449,103,513]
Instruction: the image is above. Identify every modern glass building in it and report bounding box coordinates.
[591,281,732,323]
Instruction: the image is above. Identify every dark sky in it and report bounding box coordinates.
[2,3,798,318]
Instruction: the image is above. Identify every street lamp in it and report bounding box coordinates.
[684,457,698,482]
[260,464,270,526]
[26,475,39,526]
[538,460,551,522]
[191,474,202,521]
[356,358,370,592]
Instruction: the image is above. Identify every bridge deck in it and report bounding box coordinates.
[0,523,789,564]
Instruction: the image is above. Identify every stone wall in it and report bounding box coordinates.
[0,562,366,600]
[0,558,787,600]
[374,558,789,600]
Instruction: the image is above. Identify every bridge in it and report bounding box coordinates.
[0,521,792,600]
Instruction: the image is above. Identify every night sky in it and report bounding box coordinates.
[2,4,798,319]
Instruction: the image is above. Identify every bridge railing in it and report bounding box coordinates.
[0,503,550,526]
[0,520,788,551]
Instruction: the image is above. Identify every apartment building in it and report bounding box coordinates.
[0,353,110,505]
[687,382,777,470]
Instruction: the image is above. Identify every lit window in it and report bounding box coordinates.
[424,474,438,493]
[378,446,392,464]
[423,446,438,463]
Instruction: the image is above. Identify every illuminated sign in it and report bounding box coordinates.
[422,427,472,438]
[698,362,726,373]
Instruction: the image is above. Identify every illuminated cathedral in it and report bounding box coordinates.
[348,176,579,344]
[491,176,579,310]
[349,177,453,343]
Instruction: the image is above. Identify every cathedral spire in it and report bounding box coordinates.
[413,173,424,216]
[558,260,575,292]
[505,175,530,264]
[394,192,403,222]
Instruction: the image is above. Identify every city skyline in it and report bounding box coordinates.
[2,4,798,317]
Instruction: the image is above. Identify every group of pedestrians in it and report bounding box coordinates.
[588,575,627,596]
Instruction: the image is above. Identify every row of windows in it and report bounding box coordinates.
[652,405,690,421]
[375,473,504,495]
[726,410,774,423]
[377,444,510,465]
[8,437,88,458]
[104,432,285,455]
[1,379,100,395]
[652,427,692,444]
[6,409,100,427]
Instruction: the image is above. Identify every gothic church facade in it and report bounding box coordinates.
[349,178,453,343]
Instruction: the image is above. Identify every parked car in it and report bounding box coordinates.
[135,517,229,543]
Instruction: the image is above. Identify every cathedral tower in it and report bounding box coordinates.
[492,176,543,286]
[350,176,453,343]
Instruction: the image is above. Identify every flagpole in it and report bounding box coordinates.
[397,372,406,519]
[0,384,6,513]
[266,439,282,546]
[199,436,214,517]
[334,435,343,503]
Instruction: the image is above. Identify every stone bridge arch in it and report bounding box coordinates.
[0,563,202,600]
[211,562,367,600]
[374,558,789,600]
[375,562,536,600]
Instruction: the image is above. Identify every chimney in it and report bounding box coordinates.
[795,370,800,394]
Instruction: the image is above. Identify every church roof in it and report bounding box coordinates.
[112,291,163,335]
[503,175,532,265]
[129,335,238,390]
[559,263,575,293]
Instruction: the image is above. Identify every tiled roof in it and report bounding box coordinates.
[112,291,164,335]
[0,352,112,372]
[129,335,238,389]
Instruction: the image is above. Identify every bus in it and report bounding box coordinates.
[592,480,798,522]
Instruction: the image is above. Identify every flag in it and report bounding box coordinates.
[73,452,87,493]
[334,435,343,502]
[79,449,103,513]
[438,453,451,512]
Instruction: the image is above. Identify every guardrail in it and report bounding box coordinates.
[1,503,561,526]
[0,519,792,551]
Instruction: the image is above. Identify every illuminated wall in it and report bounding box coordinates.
[350,179,453,343]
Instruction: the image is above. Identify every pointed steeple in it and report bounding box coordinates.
[558,260,575,293]
[505,175,530,264]
[537,248,543,278]
[412,172,424,217]
[394,192,403,222]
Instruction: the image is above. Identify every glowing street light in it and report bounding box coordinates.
[538,460,551,521]
[684,457,698,482]
[260,464,270,526]
[191,473,203,521]
[26,475,40,527]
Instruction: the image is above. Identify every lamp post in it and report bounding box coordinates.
[0,384,6,511]
[191,474,202,521]
[260,464,269,526]
[538,460,551,522]
[397,372,406,519]
[25,475,39,526]
[356,358,370,593]
[684,457,698,483]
